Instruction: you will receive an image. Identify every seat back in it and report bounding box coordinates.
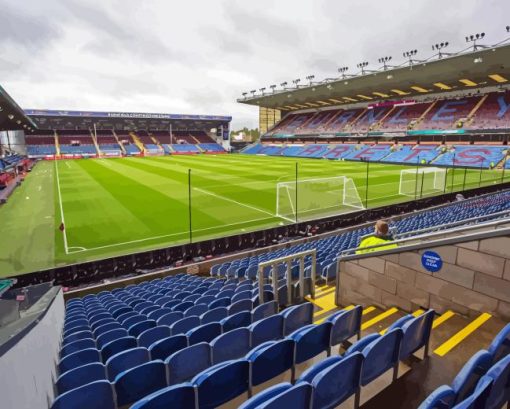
[282,303,314,336]
[148,334,188,360]
[211,328,251,364]
[148,307,173,321]
[487,322,510,363]
[51,380,115,409]
[248,339,295,387]
[101,336,138,362]
[171,316,201,335]
[229,299,253,315]
[166,342,212,385]
[418,385,456,409]
[400,310,435,360]
[361,328,403,385]
[257,382,312,409]
[187,322,222,345]
[156,311,184,326]
[201,307,228,325]
[128,383,196,409]
[452,377,493,409]
[128,320,157,337]
[137,326,172,349]
[239,383,292,409]
[114,361,167,407]
[221,311,252,333]
[451,350,493,404]
[483,354,510,409]
[63,330,94,345]
[59,348,101,374]
[249,315,284,348]
[327,306,363,347]
[192,359,250,408]
[252,301,278,322]
[209,297,231,310]
[106,347,150,381]
[291,322,332,364]
[311,352,363,409]
[56,362,107,395]
[184,304,208,318]
[61,338,96,358]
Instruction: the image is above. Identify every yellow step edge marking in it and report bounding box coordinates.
[379,309,424,335]
[361,307,399,331]
[434,313,492,357]
[314,305,372,325]
[362,306,376,316]
[432,310,455,329]
[315,286,335,296]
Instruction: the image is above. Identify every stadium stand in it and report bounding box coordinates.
[25,130,56,157]
[95,130,122,156]
[471,90,510,129]
[59,131,98,156]
[171,143,201,154]
[199,143,226,153]
[210,190,510,282]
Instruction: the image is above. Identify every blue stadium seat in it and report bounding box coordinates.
[101,336,137,362]
[309,352,364,409]
[244,382,312,409]
[122,315,146,329]
[105,347,150,381]
[170,316,201,336]
[289,322,331,367]
[129,383,196,409]
[281,303,314,336]
[148,334,188,360]
[63,330,94,345]
[229,299,253,315]
[396,310,435,361]
[221,311,252,332]
[249,314,284,348]
[59,348,101,374]
[148,308,173,321]
[487,322,510,363]
[252,301,278,322]
[246,339,295,394]
[418,385,457,409]
[172,301,195,313]
[240,383,294,409]
[61,338,96,358]
[450,350,493,404]
[56,362,107,395]
[481,354,510,409]
[51,380,115,409]
[326,306,362,353]
[137,326,172,349]
[156,311,184,326]
[114,360,167,407]
[91,318,117,332]
[209,297,231,309]
[211,327,251,364]
[166,342,212,385]
[96,328,128,349]
[187,322,222,345]
[452,377,493,409]
[192,359,250,409]
[128,319,157,337]
[184,304,208,318]
[232,290,252,304]
[201,306,228,325]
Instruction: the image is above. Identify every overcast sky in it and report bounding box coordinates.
[1,0,508,129]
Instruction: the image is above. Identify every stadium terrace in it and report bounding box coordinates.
[0,26,510,409]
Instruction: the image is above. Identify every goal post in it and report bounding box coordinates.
[399,167,447,197]
[276,176,365,221]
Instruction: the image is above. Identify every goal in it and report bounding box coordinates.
[399,167,447,197]
[276,176,365,221]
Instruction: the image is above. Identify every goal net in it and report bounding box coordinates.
[399,167,447,197]
[276,176,365,221]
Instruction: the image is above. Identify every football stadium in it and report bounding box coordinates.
[1,4,510,409]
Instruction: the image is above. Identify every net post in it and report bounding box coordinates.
[299,257,305,301]
[414,156,419,200]
[420,168,425,198]
[501,153,507,184]
[364,158,369,208]
[462,167,467,191]
[479,162,483,187]
[272,262,279,306]
[450,153,456,193]
[286,260,292,305]
[188,169,192,244]
[258,265,264,305]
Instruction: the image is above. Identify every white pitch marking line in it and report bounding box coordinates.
[54,161,69,254]
[193,186,295,223]
[65,215,277,254]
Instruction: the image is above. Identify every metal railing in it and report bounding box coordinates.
[257,249,317,306]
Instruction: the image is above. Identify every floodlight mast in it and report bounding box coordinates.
[431,42,452,59]
[465,32,488,51]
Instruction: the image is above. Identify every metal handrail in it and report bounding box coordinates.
[257,249,317,306]
[339,216,510,258]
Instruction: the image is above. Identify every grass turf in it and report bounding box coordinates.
[0,154,507,277]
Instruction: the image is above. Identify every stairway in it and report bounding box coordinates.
[112,130,126,155]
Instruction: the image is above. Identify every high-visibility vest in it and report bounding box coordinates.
[356,235,398,254]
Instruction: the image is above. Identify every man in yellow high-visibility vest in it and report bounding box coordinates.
[356,220,397,254]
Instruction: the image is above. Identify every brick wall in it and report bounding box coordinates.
[336,235,510,320]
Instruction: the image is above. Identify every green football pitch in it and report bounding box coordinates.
[0,154,506,278]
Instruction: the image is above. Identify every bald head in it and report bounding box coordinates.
[375,220,389,236]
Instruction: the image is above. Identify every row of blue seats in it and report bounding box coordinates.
[211,190,510,280]
[199,143,225,152]
[57,301,281,395]
[52,306,434,409]
[60,145,97,154]
[419,322,510,409]
[26,145,57,156]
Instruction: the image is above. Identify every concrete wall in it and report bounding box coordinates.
[336,234,510,320]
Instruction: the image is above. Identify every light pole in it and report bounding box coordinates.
[432,42,451,59]
[269,84,277,93]
[292,79,301,88]
[465,32,487,51]
[357,62,369,75]
[337,66,349,79]
[305,75,315,85]
[378,56,393,70]
[402,49,421,66]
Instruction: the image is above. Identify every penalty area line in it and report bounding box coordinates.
[55,161,70,255]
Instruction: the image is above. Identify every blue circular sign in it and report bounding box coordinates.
[421,251,443,273]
